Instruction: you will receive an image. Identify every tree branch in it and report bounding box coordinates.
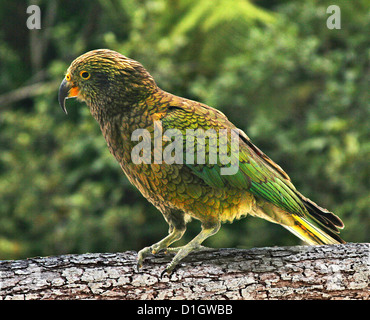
[0,243,368,300]
[0,80,60,109]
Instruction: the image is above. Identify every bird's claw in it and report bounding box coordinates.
[160,263,178,279]
[136,262,143,272]
[137,244,171,272]
[137,246,153,271]
[160,268,169,279]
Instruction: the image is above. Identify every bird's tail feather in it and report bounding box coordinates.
[253,194,345,245]
[283,215,344,245]
[292,193,345,245]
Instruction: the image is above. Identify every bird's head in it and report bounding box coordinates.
[58,49,156,116]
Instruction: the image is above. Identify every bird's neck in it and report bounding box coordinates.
[89,86,169,124]
[90,87,174,164]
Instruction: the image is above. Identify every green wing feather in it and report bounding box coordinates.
[160,99,308,217]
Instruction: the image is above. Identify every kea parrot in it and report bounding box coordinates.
[59,49,345,275]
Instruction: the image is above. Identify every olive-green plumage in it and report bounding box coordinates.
[59,49,345,274]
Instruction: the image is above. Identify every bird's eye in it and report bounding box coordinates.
[65,73,71,81]
[80,71,90,80]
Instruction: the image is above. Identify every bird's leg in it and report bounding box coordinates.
[151,227,186,254]
[137,226,185,270]
[162,220,221,276]
[137,210,187,270]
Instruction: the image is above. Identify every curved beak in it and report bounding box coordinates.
[58,78,80,114]
[58,78,70,114]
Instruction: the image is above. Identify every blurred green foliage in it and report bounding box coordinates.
[0,0,368,259]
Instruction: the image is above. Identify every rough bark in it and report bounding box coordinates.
[0,243,368,300]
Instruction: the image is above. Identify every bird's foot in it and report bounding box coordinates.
[160,245,212,278]
[160,223,220,277]
[137,246,154,271]
[137,228,186,271]
[137,244,169,271]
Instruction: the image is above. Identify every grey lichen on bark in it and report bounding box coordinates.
[0,243,369,300]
